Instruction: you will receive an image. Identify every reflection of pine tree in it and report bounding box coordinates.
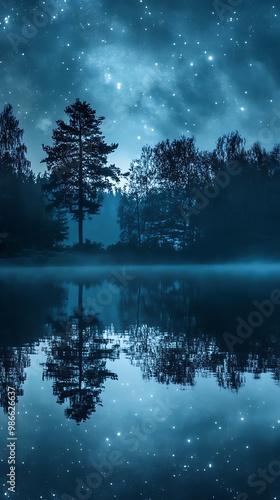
[43,285,119,423]
[0,346,33,413]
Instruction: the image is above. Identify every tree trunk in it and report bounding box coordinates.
[78,284,83,404]
[78,212,83,247]
[78,124,83,247]
[136,193,141,247]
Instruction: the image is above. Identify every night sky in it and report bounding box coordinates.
[0,0,279,173]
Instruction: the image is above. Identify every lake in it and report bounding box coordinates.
[1,265,280,500]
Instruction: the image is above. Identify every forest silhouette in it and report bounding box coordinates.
[1,99,280,262]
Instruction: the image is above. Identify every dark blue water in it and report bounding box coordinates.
[1,265,280,500]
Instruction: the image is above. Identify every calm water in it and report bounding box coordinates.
[1,265,280,500]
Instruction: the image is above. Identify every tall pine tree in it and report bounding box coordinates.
[41,98,120,246]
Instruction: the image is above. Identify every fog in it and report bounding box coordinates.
[2,262,280,280]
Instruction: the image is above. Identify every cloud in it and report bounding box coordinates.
[35,117,52,133]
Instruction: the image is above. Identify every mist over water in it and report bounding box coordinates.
[2,261,280,278]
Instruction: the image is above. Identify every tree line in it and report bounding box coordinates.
[120,133,280,260]
[0,103,66,253]
[1,98,280,260]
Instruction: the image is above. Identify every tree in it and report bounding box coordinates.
[41,98,120,246]
[0,103,31,177]
[0,170,68,254]
[36,172,69,245]
[214,130,246,165]
[153,136,211,248]
[119,146,157,247]
[0,105,65,254]
[43,285,119,422]
[119,137,212,250]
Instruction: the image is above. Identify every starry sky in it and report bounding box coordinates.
[0,0,279,174]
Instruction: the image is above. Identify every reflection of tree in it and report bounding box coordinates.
[0,279,66,413]
[123,325,197,386]
[0,279,66,346]
[43,285,119,423]
[119,275,198,335]
[119,275,280,392]
[216,355,246,392]
[123,326,266,392]
[0,346,34,412]
[273,366,280,384]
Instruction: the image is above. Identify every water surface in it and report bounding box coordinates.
[1,265,280,500]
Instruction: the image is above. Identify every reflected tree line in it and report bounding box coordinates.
[0,345,34,413]
[118,275,280,392]
[1,275,280,421]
